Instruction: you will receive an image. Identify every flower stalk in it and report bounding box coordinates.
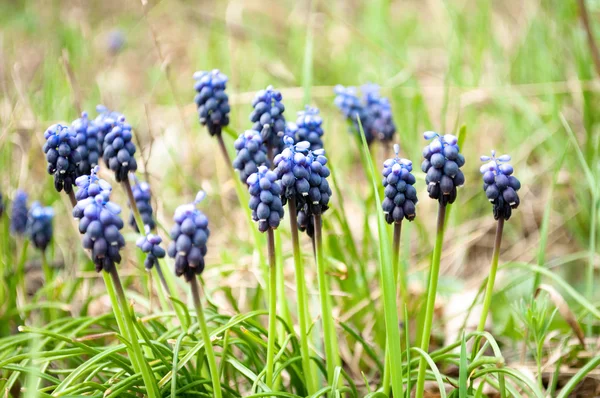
[265,228,277,389]
[478,218,504,332]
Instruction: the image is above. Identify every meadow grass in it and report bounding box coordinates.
[1,0,600,396]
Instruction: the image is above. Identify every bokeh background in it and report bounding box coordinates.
[1,0,598,370]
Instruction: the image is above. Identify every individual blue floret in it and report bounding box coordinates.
[421,131,465,206]
[136,233,166,270]
[167,192,210,281]
[26,202,54,251]
[362,84,396,143]
[382,144,418,224]
[10,190,28,236]
[247,166,284,232]
[480,151,521,220]
[102,116,138,182]
[72,112,101,177]
[194,69,231,136]
[43,124,82,194]
[233,130,270,184]
[250,86,286,149]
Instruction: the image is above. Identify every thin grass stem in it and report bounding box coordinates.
[415,203,447,398]
[190,277,223,398]
[266,228,277,389]
[586,190,597,337]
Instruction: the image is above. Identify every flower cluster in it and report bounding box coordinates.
[382,144,418,224]
[94,105,122,153]
[480,151,521,220]
[247,166,284,232]
[250,86,286,149]
[273,137,312,206]
[136,233,166,270]
[10,190,28,236]
[73,180,126,273]
[362,84,396,143]
[26,202,54,251]
[72,112,101,176]
[303,149,332,216]
[421,131,465,206]
[74,166,112,203]
[43,124,81,194]
[102,116,138,182]
[233,130,270,184]
[129,179,156,232]
[334,85,374,144]
[294,106,324,151]
[193,69,231,136]
[168,192,210,281]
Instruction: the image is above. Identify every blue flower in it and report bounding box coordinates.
[73,179,125,273]
[74,166,112,203]
[333,85,374,144]
[480,151,521,220]
[294,106,324,151]
[43,124,82,194]
[233,130,270,184]
[250,86,286,149]
[10,190,28,236]
[129,178,156,232]
[247,166,284,232]
[194,69,231,136]
[421,131,465,205]
[382,144,417,224]
[94,105,123,154]
[273,137,312,206]
[26,202,54,251]
[167,192,210,281]
[136,233,166,270]
[102,116,138,182]
[72,112,101,177]
[362,84,396,142]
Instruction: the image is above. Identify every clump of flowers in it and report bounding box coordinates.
[72,112,101,176]
[10,190,29,236]
[250,86,286,149]
[480,151,521,220]
[73,177,125,273]
[136,233,166,270]
[382,144,418,224]
[362,84,396,143]
[102,116,138,182]
[193,69,231,136]
[421,131,465,206]
[129,178,156,232]
[334,85,373,144]
[247,166,284,232]
[43,124,82,194]
[26,202,54,251]
[94,105,122,154]
[273,137,311,206]
[233,130,270,184]
[168,192,210,281]
[295,106,324,151]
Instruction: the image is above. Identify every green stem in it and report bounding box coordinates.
[416,203,447,398]
[289,198,318,394]
[382,220,403,396]
[586,190,597,337]
[313,214,340,384]
[190,277,222,398]
[108,268,160,398]
[40,249,57,320]
[478,218,504,332]
[266,229,277,389]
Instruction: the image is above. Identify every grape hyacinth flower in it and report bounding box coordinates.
[74,166,112,203]
[247,166,284,232]
[72,111,101,176]
[94,105,123,154]
[295,106,324,151]
[193,69,231,136]
[233,130,270,184]
[102,116,137,182]
[273,137,312,207]
[480,151,521,220]
[10,190,28,236]
[73,182,125,273]
[362,84,396,143]
[250,86,286,150]
[167,192,210,281]
[136,233,166,270]
[333,85,374,144]
[421,131,465,206]
[26,202,54,252]
[43,124,82,195]
[128,178,156,232]
[382,144,418,224]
